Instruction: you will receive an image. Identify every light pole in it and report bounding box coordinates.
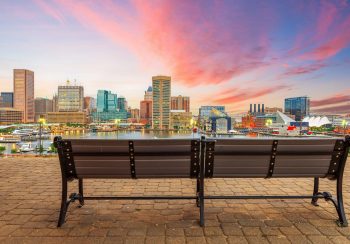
[38,117,46,155]
[190,118,195,138]
[115,119,120,139]
[342,120,348,136]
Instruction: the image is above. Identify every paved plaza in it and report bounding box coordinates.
[1,157,350,243]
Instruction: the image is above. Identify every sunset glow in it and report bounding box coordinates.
[0,0,349,113]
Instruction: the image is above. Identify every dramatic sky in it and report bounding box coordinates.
[0,0,350,114]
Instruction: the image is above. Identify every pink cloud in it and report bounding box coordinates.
[32,0,350,103]
[311,93,350,107]
[290,1,350,61]
[312,104,350,114]
[34,0,274,87]
[281,62,326,78]
[200,84,290,105]
[33,0,65,24]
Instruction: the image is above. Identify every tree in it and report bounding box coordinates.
[0,146,6,155]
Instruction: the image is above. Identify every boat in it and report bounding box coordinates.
[19,143,34,152]
[228,129,245,135]
[12,129,34,136]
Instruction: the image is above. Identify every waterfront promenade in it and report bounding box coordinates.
[1,157,350,243]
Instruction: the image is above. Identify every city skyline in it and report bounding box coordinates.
[1,1,350,114]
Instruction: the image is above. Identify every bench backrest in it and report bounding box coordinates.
[55,138,200,179]
[204,138,348,179]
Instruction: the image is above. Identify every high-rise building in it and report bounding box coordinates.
[13,69,34,122]
[284,96,310,121]
[144,86,153,101]
[52,94,58,112]
[171,95,190,112]
[84,97,96,113]
[152,75,171,129]
[93,90,127,122]
[249,103,265,115]
[58,82,84,112]
[130,108,140,122]
[117,97,126,111]
[97,90,118,112]
[35,98,53,121]
[0,92,14,107]
[140,100,152,126]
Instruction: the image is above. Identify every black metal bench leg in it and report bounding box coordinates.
[311,177,319,206]
[78,178,84,207]
[199,179,204,227]
[57,177,68,227]
[336,177,348,227]
[196,178,200,207]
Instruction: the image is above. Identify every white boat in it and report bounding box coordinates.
[12,129,34,136]
[0,135,21,143]
[19,143,34,152]
[228,129,245,135]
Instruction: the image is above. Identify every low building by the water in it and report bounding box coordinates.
[46,111,86,124]
[170,110,192,130]
[0,108,23,125]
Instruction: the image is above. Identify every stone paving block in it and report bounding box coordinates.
[184,227,204,237]
[221,223,244,236]
[307,235,332,244]
[147,225,165,236]
[286,235,311,243]
[165,236,186,244]
[227,236,248,244]
[329,235,350,244]
[186,236,206,244]
[206,236,228,244]
[295,223,322,235]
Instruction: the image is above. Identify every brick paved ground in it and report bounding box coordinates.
[1,157,350,243]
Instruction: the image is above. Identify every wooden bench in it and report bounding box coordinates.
[201,136,350,227]
[53,136,201,227]
[54,136,350,227]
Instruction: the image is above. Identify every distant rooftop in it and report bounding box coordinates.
[147,86,153,92]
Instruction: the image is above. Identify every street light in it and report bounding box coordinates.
[190,118,196,138]
[38,117,46,155]
[115,119,120,139]
[342,120,348,136]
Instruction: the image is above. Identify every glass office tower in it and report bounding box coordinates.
[284,96,310,121]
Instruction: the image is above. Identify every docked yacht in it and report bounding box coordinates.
[19,143,34,152]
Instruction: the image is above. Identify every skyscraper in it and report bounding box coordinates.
[97,90,117,112]
[284,96,310,121]
[171,95,190,112]
[13,69,34,122]
[118,97,126,111]
[93,90,127,122]
[152,75,171,129]
[58,81,84,112]
[0,92,14,108]
[140,100,152,126]
[144,86,153,101]
[84,96,96,113]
